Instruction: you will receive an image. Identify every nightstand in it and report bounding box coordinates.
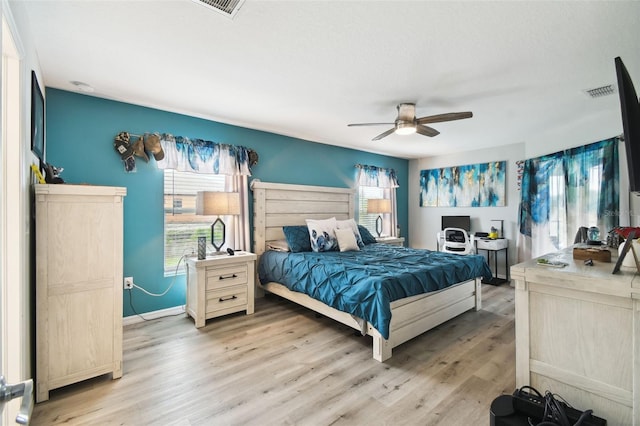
[375,236,405,247]
[185,251,257,328]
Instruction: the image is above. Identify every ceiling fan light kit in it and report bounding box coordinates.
[395,122,417,135]
[348,102,473,141]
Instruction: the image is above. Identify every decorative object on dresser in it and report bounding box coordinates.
[185,251,257,328]
[366,198,391,237]
[35,184,126,402]
[572,246,611,262]
[196,191,241,254]
[612,230,640,274]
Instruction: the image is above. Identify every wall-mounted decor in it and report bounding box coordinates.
[31,71,45,161]
[420,161,506,207]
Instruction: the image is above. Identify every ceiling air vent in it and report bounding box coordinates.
[584,84,615,98]
[191,0,245,19]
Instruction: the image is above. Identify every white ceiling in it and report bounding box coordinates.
[18,0,640,159]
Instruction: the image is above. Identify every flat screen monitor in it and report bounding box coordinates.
[441,215,471,232]
[615,56,640,193]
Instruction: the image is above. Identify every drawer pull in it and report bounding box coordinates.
[219,274,238,280]
[219,295,238,302]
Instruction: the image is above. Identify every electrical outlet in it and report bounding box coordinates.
[123,277,134,290]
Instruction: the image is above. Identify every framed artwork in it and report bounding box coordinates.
[612,230,639,274]
[419,161,506,207]
[31,71,45,160]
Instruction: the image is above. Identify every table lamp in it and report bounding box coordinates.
[367,198,391,237]
[196,191,240,254]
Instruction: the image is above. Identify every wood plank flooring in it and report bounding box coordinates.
[31,284,515,425]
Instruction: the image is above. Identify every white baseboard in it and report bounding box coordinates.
[123,305,186,326]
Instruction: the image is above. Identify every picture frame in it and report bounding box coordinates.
[31,70,45,161]
[612,230,639,274]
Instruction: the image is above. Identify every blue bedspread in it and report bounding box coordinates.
[258,244,492,339]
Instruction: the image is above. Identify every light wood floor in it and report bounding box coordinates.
[31,284,515,425]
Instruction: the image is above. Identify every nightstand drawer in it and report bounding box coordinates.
[205,265,248,290]
[205,285,248,314]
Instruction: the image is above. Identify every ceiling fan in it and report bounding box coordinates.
[348,103,473,141]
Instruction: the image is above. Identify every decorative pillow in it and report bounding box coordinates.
[267,239,290,252]
[306,217,338,252]
[335,228,360,252]
[336,218,364,247]
[358,225,378,245]
[282,225,312,252]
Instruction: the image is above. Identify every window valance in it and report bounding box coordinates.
[157,134,253,176]
[355,164,399,188]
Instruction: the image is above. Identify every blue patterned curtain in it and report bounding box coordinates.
[517,138,619,260]
[355,164,399,188]
[157,134,251,175]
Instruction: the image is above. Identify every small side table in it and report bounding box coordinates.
[375,237,405,247]
[475,238,509,285]
[185,251,257,328]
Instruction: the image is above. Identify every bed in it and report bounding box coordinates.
[251,180,491,361]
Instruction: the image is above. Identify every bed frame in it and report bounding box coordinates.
[251,180,482,361]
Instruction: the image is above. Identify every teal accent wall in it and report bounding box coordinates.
[45,89,408,317]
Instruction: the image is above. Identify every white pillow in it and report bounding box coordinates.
[336,218,364,247]
[267,239,290,252]
[306,217,338,252]
[335,228,360,252]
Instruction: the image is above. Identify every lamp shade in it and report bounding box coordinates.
[196,191,241,216]
[367,198,391,214]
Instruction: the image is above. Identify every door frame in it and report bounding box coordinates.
[2,1,29,423]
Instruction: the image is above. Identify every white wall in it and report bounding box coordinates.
[408,142,524,273]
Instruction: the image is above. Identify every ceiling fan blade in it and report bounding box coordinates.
[415,124,440,137]
[347,122,394,127]
[416,111,473,125]
[372,128,397,141]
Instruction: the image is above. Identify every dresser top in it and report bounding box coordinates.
[35,184,127,197]
[511,246,639,298]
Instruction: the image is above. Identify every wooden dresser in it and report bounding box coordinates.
[511,247,640,424]
[185,252,256,328]
[35,184,126,402]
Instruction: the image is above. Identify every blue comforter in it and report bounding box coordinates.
[258,244,492,339]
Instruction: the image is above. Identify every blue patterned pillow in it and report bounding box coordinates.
[306,217,338,252]
[282,226,312,252]
[358,225,378,245]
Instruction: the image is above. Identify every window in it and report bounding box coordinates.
[164,170,226,274]
[518,138,619,260]
[358,186,390,237]
[548,164,604,250]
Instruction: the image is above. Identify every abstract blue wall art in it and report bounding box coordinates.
[420,161,506,207]
[419,169,439,206]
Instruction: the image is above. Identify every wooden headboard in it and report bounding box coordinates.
[251,180,356,256]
